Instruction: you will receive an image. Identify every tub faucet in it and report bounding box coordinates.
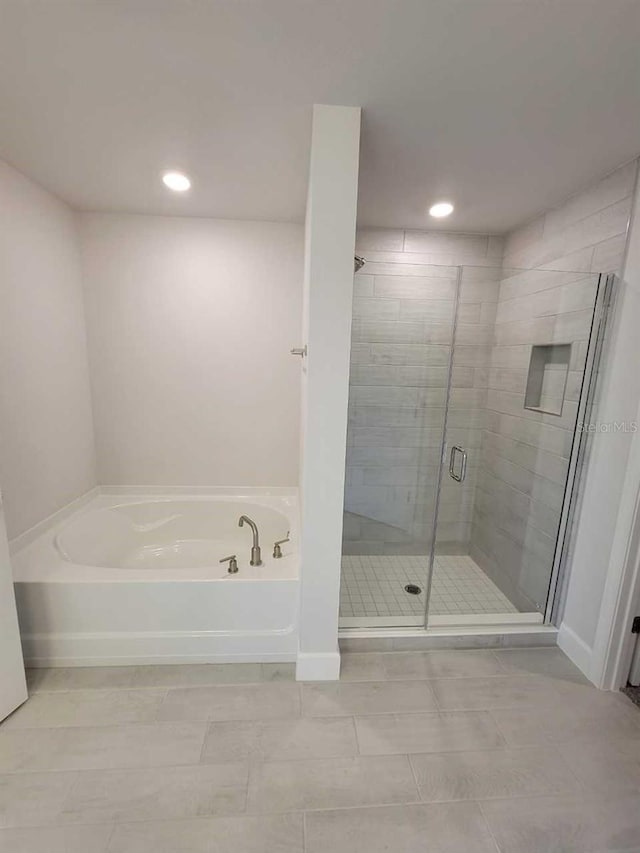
[238,515,262,566]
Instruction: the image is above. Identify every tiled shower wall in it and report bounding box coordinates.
[469,159,638,612]
[343,229,503,555]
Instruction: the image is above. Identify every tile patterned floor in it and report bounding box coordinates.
[340,554,518,623]
[1,649,639,852]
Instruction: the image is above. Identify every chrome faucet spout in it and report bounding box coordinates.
[238,515,262,566]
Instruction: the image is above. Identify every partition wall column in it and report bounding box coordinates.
[296,104,361,680]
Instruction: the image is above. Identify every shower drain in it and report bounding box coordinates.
[404,584,422,595]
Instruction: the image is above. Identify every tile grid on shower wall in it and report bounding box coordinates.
[345,228,503,558]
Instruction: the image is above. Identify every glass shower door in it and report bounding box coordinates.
[424,265,605,626]
[340,262,461,628]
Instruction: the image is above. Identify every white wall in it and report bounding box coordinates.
[78,213,303,487]
[0,161,96,539]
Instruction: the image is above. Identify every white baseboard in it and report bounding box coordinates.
[296,650,341,681]
[558,622,594,682]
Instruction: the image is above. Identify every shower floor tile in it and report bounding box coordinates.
[339,554,518,625]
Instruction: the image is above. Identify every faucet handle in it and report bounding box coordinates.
[220,554,239,574]
[272,532,290,559]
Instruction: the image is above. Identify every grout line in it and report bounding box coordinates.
[485,708,509,749]
[302,809,307,852]
[196,720,210,765]
[496,272,597,306]
[246,796,423,818]
[405,752,423,802]
[3,784,607,843]
[351,715,362,756]
[489,650,510,673]
[104,823,117,852]
[475,799,503,853]
[49,767,82,826]
[481,426,570,462]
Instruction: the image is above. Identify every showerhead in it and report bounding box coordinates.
[354,255,366,273]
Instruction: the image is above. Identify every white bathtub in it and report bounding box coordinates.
[11,490,299,666]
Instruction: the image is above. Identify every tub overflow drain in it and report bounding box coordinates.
[404,584,422,595]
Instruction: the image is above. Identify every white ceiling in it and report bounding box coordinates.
[1,0,639,233]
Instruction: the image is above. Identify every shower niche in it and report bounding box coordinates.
[524,343,571,416]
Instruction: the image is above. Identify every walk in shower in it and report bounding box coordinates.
[340,258,613,629]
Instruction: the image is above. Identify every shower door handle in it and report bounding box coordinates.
[449,445,467,483]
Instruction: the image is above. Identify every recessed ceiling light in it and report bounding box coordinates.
[429,201,454,218]
[162,171,191,192]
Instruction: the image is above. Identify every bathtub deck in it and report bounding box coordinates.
[1,649,640,852]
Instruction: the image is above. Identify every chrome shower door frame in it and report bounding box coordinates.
[420,266,464,627]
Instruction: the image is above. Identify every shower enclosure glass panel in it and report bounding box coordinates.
[340,260,610,631]
[425,266,604,625]
[341,262,460,627]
